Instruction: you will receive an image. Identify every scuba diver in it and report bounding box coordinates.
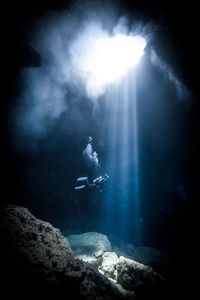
[75,174,109,192]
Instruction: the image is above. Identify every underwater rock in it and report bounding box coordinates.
[0,205,124,300]
[0,205,73,272]
[117,256,165,295]
[98,252,119,282]
[95,252,164,290]
[80,249,165,299]
[67,231,111,263]
[108,238,170,278]
[126,245,170,278]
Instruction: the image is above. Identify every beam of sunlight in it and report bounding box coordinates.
[115,77,130,236]
[130,69,141,244]
[100,86,120,233]
[101,69,141,244]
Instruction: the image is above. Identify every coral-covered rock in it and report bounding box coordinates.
[0,205,124,300]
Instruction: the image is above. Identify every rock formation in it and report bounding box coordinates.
[67,232,111,263]
[0,205,123,299]
[66,233,167,299]
[0,205,168,299]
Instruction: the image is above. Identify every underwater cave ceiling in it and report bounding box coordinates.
[2,0,199,96]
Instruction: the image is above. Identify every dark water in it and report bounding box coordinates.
[3,62,197,252]
[1,2,199,297]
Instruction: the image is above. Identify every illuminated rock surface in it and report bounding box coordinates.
[0,205,168,299]
[108,234,170,278]
[67,232,111,263]
[77,250,165,298]
[98,252,119,281]
[67,233,167,299]
[0,205,124,300]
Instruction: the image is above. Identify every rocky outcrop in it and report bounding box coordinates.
[91,252,164,292]
[96,252,166,299]
[0,205,73,273]
[67,232,111,264]
[125,244,170,277]
[67,234,165,299]
[0,205,124,299]
[117,256,164,290]
[65,231,168,299]
[0,205,169,299]
[117,256,166,299]
[108,235,170,278]
[98,251,119,281]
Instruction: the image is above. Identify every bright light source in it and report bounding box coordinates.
[86,35,146,84]
[71,31,146,98]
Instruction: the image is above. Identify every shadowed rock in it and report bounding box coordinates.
[108,235,171,278]
[0,205,124,299]
[73,248,167,300]
[117,256,167,299]
[126,245,171,278]
[117,256,164,290]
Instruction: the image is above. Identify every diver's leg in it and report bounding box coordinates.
[74,185,86,190]
[77,177,88,182]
